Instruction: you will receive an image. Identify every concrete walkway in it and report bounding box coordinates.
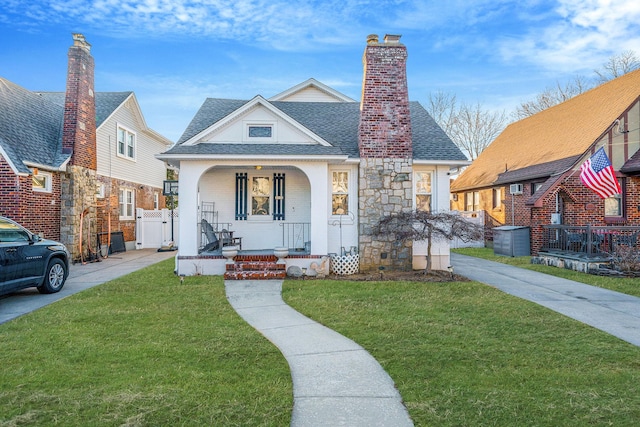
[451,253,640,347]
[0,249,176,324]
[225,280,413,427]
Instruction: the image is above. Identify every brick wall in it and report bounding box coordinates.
[63,34,96,170]
[503,175,640,254]
[358,35,412,159]
[95,176,166,244]
[1,156,62,240]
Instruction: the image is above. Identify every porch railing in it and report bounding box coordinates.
[280,222,310,251]
[541,224,640,256]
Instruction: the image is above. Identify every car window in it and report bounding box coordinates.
[0,219,31,243]
[0,229,30,242]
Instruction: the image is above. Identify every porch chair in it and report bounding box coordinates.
[200,219,219,252]
[612,232,638,250]
[564,231,586,252]
[220,229,242,249]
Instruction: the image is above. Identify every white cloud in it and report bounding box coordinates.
[498,0,640,73]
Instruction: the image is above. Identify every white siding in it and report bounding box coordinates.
[202,105,318,144]
[96,100,169,187]
[198,167,311,250]
[327,164,358,255]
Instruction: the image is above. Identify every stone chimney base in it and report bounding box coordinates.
[358,158,413,272]
[60,165,98,262]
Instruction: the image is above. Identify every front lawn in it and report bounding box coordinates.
[0,260,292,426]
[2,257,639,426]
[283,278,640,426]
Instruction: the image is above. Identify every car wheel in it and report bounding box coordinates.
[37,259,67,294]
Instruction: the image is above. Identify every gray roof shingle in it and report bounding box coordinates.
[169,97,466,161]
[0,80,132,174]
[0,78,65,173]
[36,91,132,128]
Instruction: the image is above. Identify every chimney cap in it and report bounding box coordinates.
[383,34,402,44]
[366,34,379,44]
[72,33,91,51]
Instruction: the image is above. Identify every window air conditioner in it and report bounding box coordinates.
[509,184,523,195]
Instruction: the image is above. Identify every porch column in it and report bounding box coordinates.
[297,163,329,255]
[177,163,206,256]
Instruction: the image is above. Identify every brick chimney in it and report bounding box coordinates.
[358,33,412,158]
[358,34,414,272]
[63,33,96,170]
[59,33,98,263]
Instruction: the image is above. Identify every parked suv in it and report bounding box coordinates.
[0,216,70,296]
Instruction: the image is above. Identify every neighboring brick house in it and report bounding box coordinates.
[0,34,172,261]
[158,34,469,276]
[451,69,640,254]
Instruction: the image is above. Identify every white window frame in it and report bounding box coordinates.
[330,170,350,217]
[32,171,52,193]
[116,124,136,161]
[96,183,105,199]
[414,171,433,212]
[244,121,276,142]
[119,188,135,220]
[153,192,159,210]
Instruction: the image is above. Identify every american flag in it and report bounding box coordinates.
[579,147,621,199]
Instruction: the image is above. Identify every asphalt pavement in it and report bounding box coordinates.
[451,252,640,347]
[0,248,176,324]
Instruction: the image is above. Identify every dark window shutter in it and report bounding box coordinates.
[235,173,248,220]
[273,173,285,220]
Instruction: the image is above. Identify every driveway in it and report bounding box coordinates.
[0,249,176,324]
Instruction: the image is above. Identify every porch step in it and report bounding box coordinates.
[224,256,286,280]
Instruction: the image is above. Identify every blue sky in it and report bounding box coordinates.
[1,0,639,142]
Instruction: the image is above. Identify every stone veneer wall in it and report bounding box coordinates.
[358,158,413,271]
[60,165,98,262]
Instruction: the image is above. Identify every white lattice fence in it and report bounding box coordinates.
[136,208,179,249]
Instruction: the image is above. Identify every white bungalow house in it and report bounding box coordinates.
[158,34,468,278]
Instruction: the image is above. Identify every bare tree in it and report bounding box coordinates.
[513,75,591,120]
[594,50,640,83]
[514,50,639,119]
[426,93,507,160]
[372,210,484,273]
[450,103,508,161]
[426,91,457,136]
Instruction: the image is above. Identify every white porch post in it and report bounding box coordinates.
[177,163,207,256]
[298,163,329,255]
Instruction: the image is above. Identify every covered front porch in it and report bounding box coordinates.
[174,161,358,276]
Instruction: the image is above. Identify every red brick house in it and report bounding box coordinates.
[0,34,172,261]
[451,69,640,254]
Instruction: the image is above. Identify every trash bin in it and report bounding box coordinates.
[493,226,530,257]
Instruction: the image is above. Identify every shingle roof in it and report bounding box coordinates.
[36,91,133,128]
[0,81,134,174]
[494,156,580,185]
[170,98,466,161]
[0,78,66,173]
[451,69,640,192]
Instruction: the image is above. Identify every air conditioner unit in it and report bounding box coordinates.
[509,184,523,195]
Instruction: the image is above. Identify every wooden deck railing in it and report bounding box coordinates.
[541,225,640,256]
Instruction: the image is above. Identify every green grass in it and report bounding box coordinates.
[0,260,292,426]
[3,254,640,426]
[282,279,640,426]
[453,247,640,298]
